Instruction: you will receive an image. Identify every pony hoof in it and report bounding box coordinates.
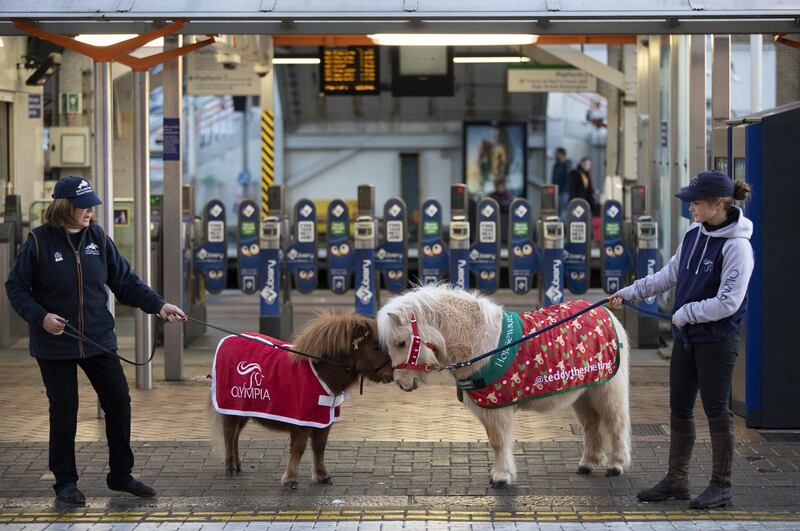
[576,466,593,475]
[605,467,622,477]
[489,479,509,489]
[320,478,333,485]
[226,468,238,478]
[288,481,299,490]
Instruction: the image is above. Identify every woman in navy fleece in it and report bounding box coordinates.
[611,170,753,509]
[5,176,185,506]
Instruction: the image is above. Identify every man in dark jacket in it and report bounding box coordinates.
[5,176,185,506]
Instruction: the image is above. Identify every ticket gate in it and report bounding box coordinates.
[0,195,24,348]
[418,198,447,284]
[354,185,379,316]
[449,184,470,290]
[538,185,564,306]
[259,185,293,340]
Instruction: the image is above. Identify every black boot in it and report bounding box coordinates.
[55,483,86,506]
[689,415,734,509]
[637,416,694,502]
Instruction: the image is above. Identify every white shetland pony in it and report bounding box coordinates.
[377,284,631,487]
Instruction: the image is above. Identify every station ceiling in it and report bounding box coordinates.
[1,0,799,35]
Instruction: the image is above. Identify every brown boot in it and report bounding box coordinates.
[689,415,733,509]
[637,416,694,502]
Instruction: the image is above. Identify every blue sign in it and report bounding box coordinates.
[354,246,377,317]
[327,199,354,294]
[542,248,564,306]
[450,247,470,290]
[285,199,318,294]
[194,199,227,294]
[28,94,41,119]
[419,199,448,284]
[564,198,591,295]
[259,247,282,317]
[469,198,500,294]
[163,118,180,161]
[508,198,540,295]
[237,170,252,186]
[237,199,260,294]
[601,200,632,294]
[376,198,408,293]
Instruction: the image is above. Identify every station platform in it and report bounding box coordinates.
[0,290,798,530]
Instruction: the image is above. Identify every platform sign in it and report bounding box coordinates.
[376,198,408,293]
[237,200,260,294]
[418,199,448,284]
[601,200,631,294]
[564,198,591,295]
[469,198,501,294]
[195,199,227,294]
[327,199,354,294]
[285,199,318,294]
[320,46,379,95]
[508,198,539,295]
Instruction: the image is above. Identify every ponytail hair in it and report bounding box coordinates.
[732,180,751,201]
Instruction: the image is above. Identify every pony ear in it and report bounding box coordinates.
[386,311,405,327]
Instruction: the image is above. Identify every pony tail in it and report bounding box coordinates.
[732,180,751,201]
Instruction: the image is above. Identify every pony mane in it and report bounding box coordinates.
[377,283,499,349]
[292,310,375,361]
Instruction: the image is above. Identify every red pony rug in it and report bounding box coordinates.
[211,333,346,428]
[457,300,620,408]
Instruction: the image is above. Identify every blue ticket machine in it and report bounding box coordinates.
[354,185,379,316]
[449,184,470,290]
[237,199,260,294]
[508,198,539,295]
[327,199,354,294]
[285,199,318,294]
[259,185,292,339]
[419,199,448,284]
[538,185,564,306]
[564,198,591,295]
[601,199,631,294]
[194,199,227,294]
[377,198,408,293]
[469,197,501,294]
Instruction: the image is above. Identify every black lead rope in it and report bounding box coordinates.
[61,321,156,366]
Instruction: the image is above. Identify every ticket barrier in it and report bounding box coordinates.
[354,185,379,316]
[418,198,448,284]
[449,184,470,290]
[259,185,293,340]
[377,198,408,293]
[0,195,24,347]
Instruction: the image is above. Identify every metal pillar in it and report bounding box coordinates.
[689,35,707,179]
[669,35,686,253]
[93,62,114,284]
[163,35,184,381]
[133,70,152,390]
[750,35,763,114]
[712,35,731,131]
[602,45,621,180]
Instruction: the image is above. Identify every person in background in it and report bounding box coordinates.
[610,171,754,509]
[5,176,186,507]
[551,147,572,214]
[568,157,599,216]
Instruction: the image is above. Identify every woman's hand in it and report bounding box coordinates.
[609,291,625,308]
[159,303,187,323]
[43,313,66,335]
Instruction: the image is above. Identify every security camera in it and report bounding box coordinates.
[216,52,241,70]
[253,63,271,78]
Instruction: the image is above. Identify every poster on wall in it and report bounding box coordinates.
[463,121,527,200]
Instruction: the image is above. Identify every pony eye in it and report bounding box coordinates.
[397,341,406,349]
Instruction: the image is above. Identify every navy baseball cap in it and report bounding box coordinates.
[675,170,734,202]
[52,176,102,209]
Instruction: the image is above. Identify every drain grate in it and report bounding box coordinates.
[759,432,800,443]
[571,424,667,436]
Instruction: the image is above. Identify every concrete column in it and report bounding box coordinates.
[712,35,731,130]
[93,61,114,304]
[751,35,763,113]
[163,35,184,381]
[602,45,621,181]
[133,70,152,390]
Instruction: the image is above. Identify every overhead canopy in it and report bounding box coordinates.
[1,0,799,35]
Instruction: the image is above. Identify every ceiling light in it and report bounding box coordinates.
[453,56,532,64]
[75,34,164,48]
[368,34,538,46]
[272,57,321,65]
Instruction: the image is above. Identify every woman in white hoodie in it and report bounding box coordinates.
[611,170,753,509]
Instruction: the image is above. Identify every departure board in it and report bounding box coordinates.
[320,46,380,95]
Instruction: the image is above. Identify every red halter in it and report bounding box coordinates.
[392,315,439,372]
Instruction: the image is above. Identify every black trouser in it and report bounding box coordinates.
[670,337,738,422]
[37,351,134,492]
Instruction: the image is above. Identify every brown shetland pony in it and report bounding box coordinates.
[212,311,393,489]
